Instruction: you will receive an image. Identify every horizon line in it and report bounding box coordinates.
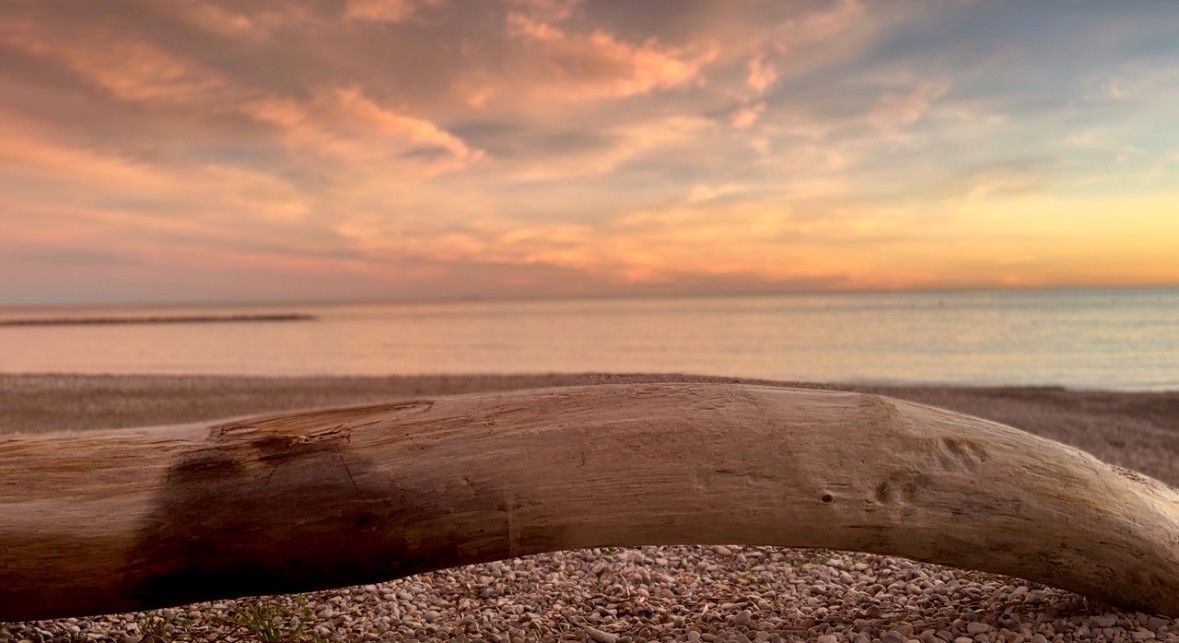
[2,282,1177,311]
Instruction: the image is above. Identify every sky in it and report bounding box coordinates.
[1,0,1178,305]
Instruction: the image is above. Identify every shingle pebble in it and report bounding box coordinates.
[0,547,1172,642]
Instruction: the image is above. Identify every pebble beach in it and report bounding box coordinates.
[2,373,1177,643]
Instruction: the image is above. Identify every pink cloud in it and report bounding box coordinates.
[506,12,565,43]
[344,0,443,23]
[330,198,859,291]
[243,88,483,174]
[504,14,717,101]
[725,0,867,86]
[0,111,173,192]
[507,0,583,22]
[498,115,714,182]
[775,0,864,48]
[334,87,479,161]
[175,1,336,38]
[179,3,257,36]
[730,101,765,130]
[460,81,497,108]
[0,17,226,105]
[746,54,777,94]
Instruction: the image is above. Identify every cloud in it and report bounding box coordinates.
[0,15,227,105]
[495,114,715,182]
[779,0,864,43]
[730,102,765,130]
[0,109,175,195]
[763,0,867,63]
[507,0,583,22]
[746,54,777,94]
[177,3,262,37]
[505,12,565,42]
[181,0,444,30]
[459,80,497,108]
[686,183,744,203]
[330,193,930,294]
[720,0,869,137]
[243,87,483,174]
[345,0,438,23]
[944,158,1054,201]
[319,181,865,290]
[504,13,717,101]
[1082,66,1179,103]
[867,81,950,135]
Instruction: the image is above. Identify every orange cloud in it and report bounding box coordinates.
[0,110,177,196]
[507,0,583,22]
[326,199,900,291]
[179,3,257,36]
[506,12,565,42]
[730,102,766,130]
[746,54,777,94]
[182,0,447,30]
[345,0,443,23]
[504,14,717,101]
[0,16,227,105]
[328,188,1179,294]
[0,107,317,260]
[499,115,715,181]
[791,0,862,40]
[243,88,482,174]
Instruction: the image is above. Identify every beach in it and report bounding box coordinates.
[2,373,1178,642]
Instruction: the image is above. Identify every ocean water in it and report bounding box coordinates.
[0,288,1176,390]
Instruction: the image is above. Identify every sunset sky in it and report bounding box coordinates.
[1,0,1177,305]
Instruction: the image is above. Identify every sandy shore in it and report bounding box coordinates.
[1,373,1177,642]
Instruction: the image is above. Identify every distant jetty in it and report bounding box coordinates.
[0,313,316,327]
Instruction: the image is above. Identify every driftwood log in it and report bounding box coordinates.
[2,383,1178,621]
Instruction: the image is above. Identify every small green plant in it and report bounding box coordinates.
[222,595,325,643]
[228,602,287,643]
[140,612,190,641]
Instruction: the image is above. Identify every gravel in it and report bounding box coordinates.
[1,546,1174,642]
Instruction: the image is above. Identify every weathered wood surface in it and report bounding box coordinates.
[2,383,1178,621]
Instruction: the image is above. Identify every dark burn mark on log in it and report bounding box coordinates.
[123,402,563,609]
[126,434,402,605]
[355,514,381,533]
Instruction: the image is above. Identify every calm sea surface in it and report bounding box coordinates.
[1,288,1176,390]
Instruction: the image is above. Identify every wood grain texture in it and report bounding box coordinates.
[2,383,1178,621]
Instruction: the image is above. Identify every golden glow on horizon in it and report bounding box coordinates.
[1,1,1178,304]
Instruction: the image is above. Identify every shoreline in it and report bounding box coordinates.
[2,373,1177,642]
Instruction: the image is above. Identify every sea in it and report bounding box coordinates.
[0,288,1176,391]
